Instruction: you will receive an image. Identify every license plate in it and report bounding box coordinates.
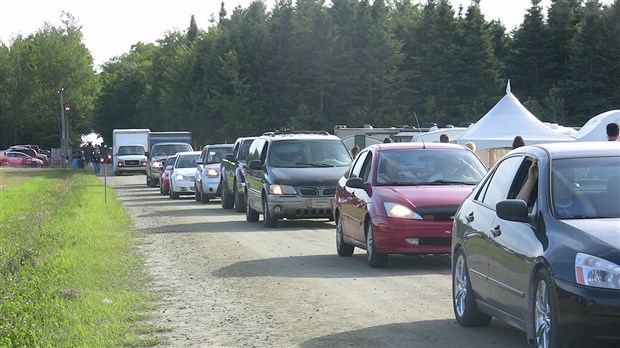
[312,199,331,208]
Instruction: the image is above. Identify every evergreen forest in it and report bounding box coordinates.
[1,0,619,149]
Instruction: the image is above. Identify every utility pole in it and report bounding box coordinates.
[58,88,67,169]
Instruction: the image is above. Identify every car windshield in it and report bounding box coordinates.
[118,146,145,155]
[268,139,352,168]
[206,147,232,164]
[375,148,487,186]
[552,157,620,219]
[175,155,199,168]
[153,144,192,157]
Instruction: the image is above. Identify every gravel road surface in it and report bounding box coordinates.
[105,173,526,348]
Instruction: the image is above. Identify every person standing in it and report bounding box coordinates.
[92,151,101,174]
[606,122,619,141]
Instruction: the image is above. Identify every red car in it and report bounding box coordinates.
[334,142,487,267]
[159,155,177,195]
[0,151,45,167]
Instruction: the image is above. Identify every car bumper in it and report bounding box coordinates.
[116,166,146,173]
[201,178,222,198]
[371,216,452,254]
[555,278,620,344]
[172,179,195,194]
[266,194,334,219]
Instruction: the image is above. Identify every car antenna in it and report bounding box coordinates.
[414,112,426,149]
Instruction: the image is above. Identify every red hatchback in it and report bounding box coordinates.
[334,142,487,267]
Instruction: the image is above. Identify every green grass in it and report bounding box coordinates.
[0,170,161,347]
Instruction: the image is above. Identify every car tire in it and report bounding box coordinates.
[200,187,210,203]
[336,214,354,257]
[234,184,245,213]
[221,181,234,209]
[149,177,157,187]
[366,221,388,268]
[114,170,120,176]
[195,186,201,202]
[147,175,152,187]
[262,196,278,228]
[531,268,559,348]
[170,183,179,199]
[160,182,164,195]
[452,248,492,327]
[246,193,259,222]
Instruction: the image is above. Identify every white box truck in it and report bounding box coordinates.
[112,129,150,176]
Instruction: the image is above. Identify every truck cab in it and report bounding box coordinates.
[114,144,147,176]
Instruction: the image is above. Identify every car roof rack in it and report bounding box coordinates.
[262,128,331,137]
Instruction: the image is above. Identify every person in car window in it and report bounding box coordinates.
[377,159,401,184]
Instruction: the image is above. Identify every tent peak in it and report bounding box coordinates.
[506,79,511,94]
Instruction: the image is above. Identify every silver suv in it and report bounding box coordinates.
[244,131,352,227]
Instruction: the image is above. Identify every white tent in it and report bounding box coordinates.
[575,110,620,142]
[456,81,575,151]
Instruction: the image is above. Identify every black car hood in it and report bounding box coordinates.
[561,219,620,249]
[270,167,348,186]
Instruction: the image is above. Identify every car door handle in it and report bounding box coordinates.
[491,225,501,237]
[466,212,474,222]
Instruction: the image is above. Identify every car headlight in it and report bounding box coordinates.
[175,174,187,181]
[153,161,162,168]
[575,253,620,289]
[206,168,219,177]
[269,184,296,195]
[383,202,423,219]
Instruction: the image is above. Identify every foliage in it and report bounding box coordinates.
[1,0,619,148]
[0,13,99,149]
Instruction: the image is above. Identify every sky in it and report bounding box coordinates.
[0,1,612,69]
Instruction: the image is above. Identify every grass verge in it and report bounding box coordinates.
[0,170,160,347]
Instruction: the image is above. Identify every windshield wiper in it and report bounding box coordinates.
[428,179,472,185]
[562,214,601,219]
[295,162,333,167]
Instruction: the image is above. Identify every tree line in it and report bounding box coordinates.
[1,0,618,150]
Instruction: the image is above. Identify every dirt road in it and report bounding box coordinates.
[106,174,526,347]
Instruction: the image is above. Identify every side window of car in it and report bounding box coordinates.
[247,139,263,162]
[508,156,538,205]
[349,151,369,179]
[360,154,372,182]
[478,156,524,209]
[233,142,240,159]
[259,141,269,163]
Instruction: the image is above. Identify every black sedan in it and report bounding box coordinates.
[451,142,619,348]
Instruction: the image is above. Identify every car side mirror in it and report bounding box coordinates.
[165,165,172,170]
[248,160,263,170]
[145,151,150,157]
[345,177,368,190]
[225,153,234,161]
[496,199,530,223]
[196,159,204,165]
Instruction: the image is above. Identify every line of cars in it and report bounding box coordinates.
[0,145,49,167]
[145,131,619,347]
